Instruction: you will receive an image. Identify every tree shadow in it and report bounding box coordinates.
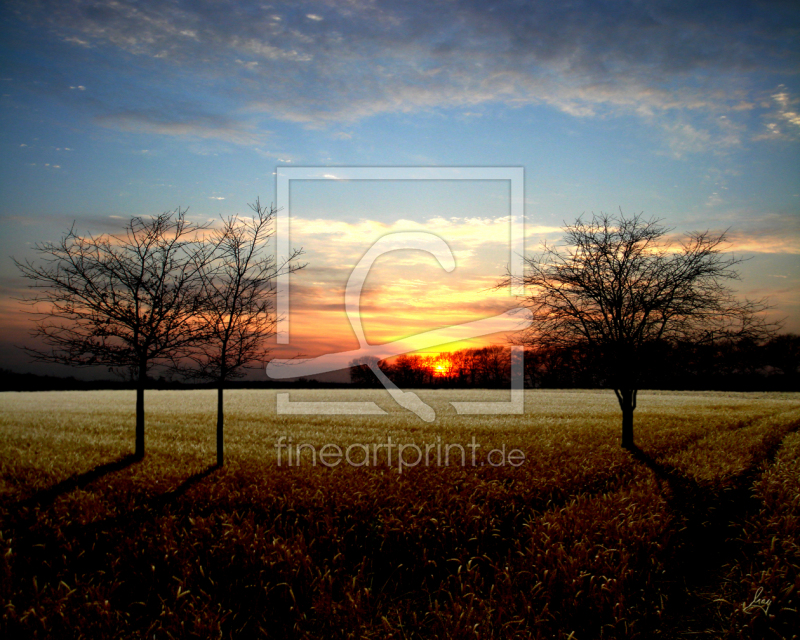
[626,445,696,495]
[7,463,222,550]
[54,462,223,544]
[147,463,220,511]
[626,442,770,635]
[11,456,221,522]
[626,442,755,529]
[17,452,141,511]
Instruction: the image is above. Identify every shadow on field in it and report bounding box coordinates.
[147,463,220,511]
[10,457,220,528]
[5,463,221,548]
[628,445,740,634]
[17,452,141,511]
[2,461,223,628]
[627,443,759,552]
[627,446,695,498]
[55,462,223,541]
[626,442,783,636]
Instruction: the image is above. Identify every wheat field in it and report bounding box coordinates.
[1,389,798,639]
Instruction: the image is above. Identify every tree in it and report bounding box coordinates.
[15,209,209,459]
[502,211,778,449]
[189,199,304,465]
[472,345,511,387]
[764,333,800,387]
[349,356,383,387]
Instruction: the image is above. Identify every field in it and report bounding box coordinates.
[1,389,799,639]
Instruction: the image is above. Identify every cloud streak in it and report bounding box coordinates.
[279,208,800,356]
[281,213,525,355]
[12,0,799,147]
[94,111,266,145]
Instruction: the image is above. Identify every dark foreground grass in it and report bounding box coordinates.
[0,390,798,639]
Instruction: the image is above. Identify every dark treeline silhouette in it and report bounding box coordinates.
[525,334,799,391]
[351,345,514,388]
[0,369,349,393]
[350,335,799,391]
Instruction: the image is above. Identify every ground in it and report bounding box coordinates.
[1,389,798,639]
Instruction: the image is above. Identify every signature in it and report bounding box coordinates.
[742,587,772,615]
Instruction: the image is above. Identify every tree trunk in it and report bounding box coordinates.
[216,385,224,466]
[614,388,637,449]
[135,360,147,459]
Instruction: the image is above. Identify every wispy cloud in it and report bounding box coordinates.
[15,0,799,150]
[726,212,800,255]
[754,85,800,141]
[283,213,527,354]
[94,111,266,145]
[280,208,799,356]
[728,235,800,255]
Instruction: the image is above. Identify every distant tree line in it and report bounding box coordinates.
[0,369,350,393]
[350,335,799,391]
[350,346,514,388]
[523,334,799,391]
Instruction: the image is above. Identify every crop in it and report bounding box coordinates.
[1,389,798,638]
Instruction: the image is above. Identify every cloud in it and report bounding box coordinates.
[94,111,266,145]
[284,208,800,358]
[772,88,800,127]
[660,123,713,159]
[726,212,800,255]
[235,59,259,70]
[728,235,800,255]
[281,213,525,352]
[15,0,799,147]
[705,192,723,208]
[754,85,800,141]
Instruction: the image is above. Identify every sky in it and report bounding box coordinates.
[0,0,798,380]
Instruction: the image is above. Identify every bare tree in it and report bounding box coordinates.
[190,199,304,466]
[348,356,383,387]
[502,211,778,449]
[15,209,209,459]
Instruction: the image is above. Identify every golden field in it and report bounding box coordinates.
[1,389,798,639]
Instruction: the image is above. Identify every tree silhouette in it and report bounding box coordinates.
[348,356,383,387]
[502,211,778,448]
[15,209,209,459]
[189,199,304,465]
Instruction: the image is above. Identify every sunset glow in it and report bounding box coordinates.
[0,1,797,378]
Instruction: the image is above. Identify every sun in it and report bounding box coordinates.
[433,358,452,376]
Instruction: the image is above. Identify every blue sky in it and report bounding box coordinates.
[1,0,798,376]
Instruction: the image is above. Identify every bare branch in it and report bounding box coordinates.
[185,199,306,383]
[500,210,780,448]
[14,207,212,457]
